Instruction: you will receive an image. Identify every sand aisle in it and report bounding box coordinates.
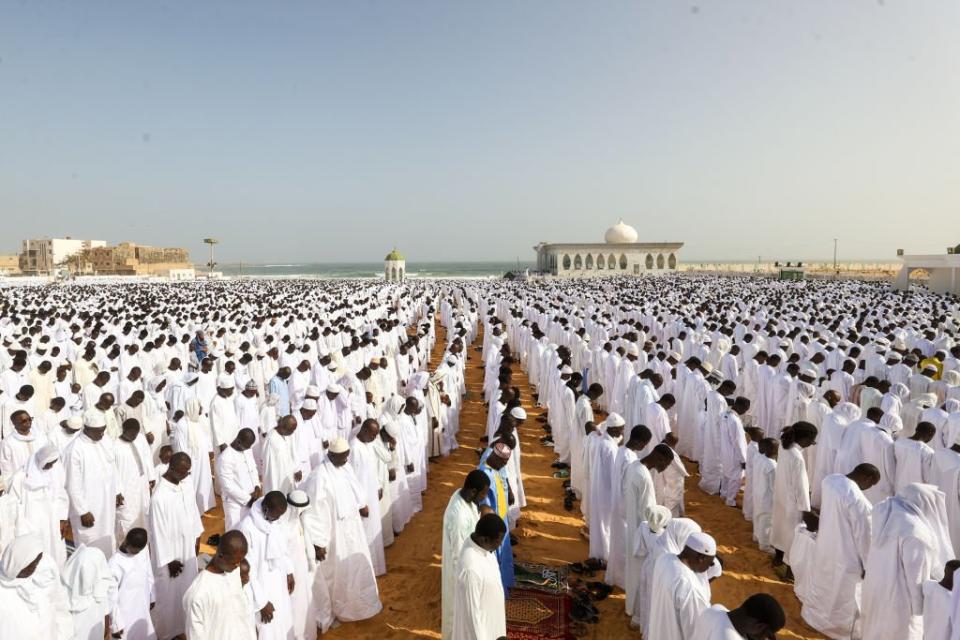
[319,318,825,638]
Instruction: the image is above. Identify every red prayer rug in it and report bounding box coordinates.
[506,587,575,640]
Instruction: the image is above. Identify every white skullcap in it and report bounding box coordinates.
[306,385,320,397]
[560,365,573,375]
[510,407,527,420]
[685,532,717,556]
[801,366,818,379]
[627,343,640,356]
[287,489,310,508]
[446,355,457,365]
[217,374,234,389]
[301,398,318,411]
[606,413,625,428]
[66,416,83,430]
[328,437,350,454]
[83,409,107,429]
[244,379,257,390]
[887,352,902,362]
[326,383,344,394]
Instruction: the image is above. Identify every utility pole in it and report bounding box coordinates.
[203,238,219,277]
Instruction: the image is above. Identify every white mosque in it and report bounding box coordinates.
[384,248,406,282]
[533,220,683,278]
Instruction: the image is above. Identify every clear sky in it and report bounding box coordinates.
[1,1,957,263]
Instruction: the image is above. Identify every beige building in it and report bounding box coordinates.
[19,237,107,274]
[88,242,192,276]
[0,255,20,275]
[534,220,683,277]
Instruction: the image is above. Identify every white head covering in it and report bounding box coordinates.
[82,409,106,429]
[663,517,702,554]
[685,532,717,556]
[510,407,527,420]
[301,398,318,411]
[217,374,234,389]
[23,444,59,490]
[0,534,43,581]
[873,483,953,580]
[644,505,672,534]
[329,437,350,454]
[60,544,112,612]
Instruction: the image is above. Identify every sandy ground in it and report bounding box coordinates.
[203,319,826,639]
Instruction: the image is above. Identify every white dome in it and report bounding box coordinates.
[604,219,638,244]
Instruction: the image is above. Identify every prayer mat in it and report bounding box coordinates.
[513,561,569,594]
[506,587,574,640]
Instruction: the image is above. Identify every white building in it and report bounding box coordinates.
[534,220,683,277]
[384,248,406,282]
[893,249,960,295]
[19,237,107,274]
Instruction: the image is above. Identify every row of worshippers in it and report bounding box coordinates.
[0,419,460,640]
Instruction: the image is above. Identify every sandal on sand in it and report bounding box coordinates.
[583,558,606,571]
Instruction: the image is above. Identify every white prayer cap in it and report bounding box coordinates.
[887,352,902,363]
[922,364,938,374]
[875,337,890,347]
[217,374,234,389]
[801,365,818,379]
[66,416,83,430]
[328,437,350,454]
[582,334,591,343]
[669,351,681,360]
[492,442,512,460]
[560,365,573,375]
[326,363,339,371]
[301,398,318,411]
[445,355,458,366]
[510,407,527,420]
[326,383,344,394]
[306,385,320,397]
[287,490,310,508]
[184,372,199,384]
[685,532,717,556]
[83,409,107,429]
[627,343,640,356]
[701,362,714,374]
[256,346,268,357]
[244,379,257,391]
[606,413,626,428]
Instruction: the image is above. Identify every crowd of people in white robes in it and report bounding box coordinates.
[0,279,475,639]
[6,274,960,640]
[449,276,960,640]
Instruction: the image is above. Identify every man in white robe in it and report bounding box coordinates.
[301,438,382,623]
[647,532,717,640]
[114,418,154,540]
[801,464,878,639]
[108,527,156,640]
[349,418,387,576]
[215,428,262,530]
[262,415,302,494]
[61,543,116,640]
[283,489,324,639]
[65,410,121,557]
[148,452,203,640]
[588,414,624,562]
[238,492,294,640]
[893,421,935,493]
[4,444,69,570]
[441,470,490,640]
[623,443,674,615]
[570,383,601,500]
[718,397,750,507]
[182,530,256,640]
[861,483,953,640]
[208,375,240,453]
[690,593,785,640]
[451,513,508,640]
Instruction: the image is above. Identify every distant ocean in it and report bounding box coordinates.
[217,261,534,279]
[215,259,897,279]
